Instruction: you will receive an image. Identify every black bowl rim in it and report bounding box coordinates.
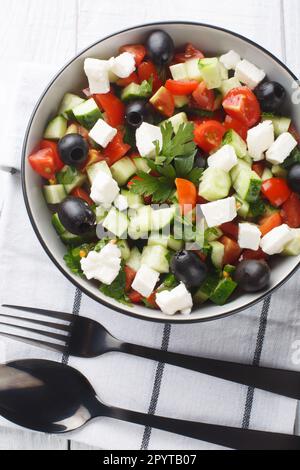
[22,20,300,324]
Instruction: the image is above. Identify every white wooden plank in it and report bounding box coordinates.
[0,0,78,450]
[283,0,300,75]
[78,0,283,57]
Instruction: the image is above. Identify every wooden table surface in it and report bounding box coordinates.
[0,0,299,450]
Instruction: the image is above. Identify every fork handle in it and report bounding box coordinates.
[120,343,300,400]
[104,405,300,450]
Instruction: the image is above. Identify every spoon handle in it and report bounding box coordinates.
[120,343,300,400]
[104,406,300,450]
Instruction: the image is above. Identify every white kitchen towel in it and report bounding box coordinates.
[0,64,300,450]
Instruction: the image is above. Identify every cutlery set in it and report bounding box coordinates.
[0,304,300,449]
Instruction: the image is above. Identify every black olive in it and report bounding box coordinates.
[146,30,175,67]
[234,260,271,293]
[194,151,207,169]
[288,164,300,193]
[255,81,286,113]
[171,251,208,289]
[58,197,96,235]
[58,134,89,167]
[125,100,153,128]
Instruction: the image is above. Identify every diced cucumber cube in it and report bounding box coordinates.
[167,236,184,252]
[162,112,188,134]
[233,169,262,203]
[73,98,103,129]
[262,168,273,181]
[65,123,78,136]
[219,77,241,96]
[128,206,153,237]
[117,240,131,261]
[282,231,300,256]
[205,227,223,242]
[126,247,142,272]
[141,245,170,273]
[52,213,66,236]
[121,189,144,209]
[234,194,250,219]
[110,157,136,186]
[272,165,288,178]
[199,168,231,201]
[121,81,152,101]
[133,158,151,174]
[173,95,189,108]
[210,278,237,305]
[58,93,85,119]
[87,161,111,184]
[44,185,67,205]
[185,58,203,82]
[95,206,108,223]
[223,129,247,158]
[230,160,251,184]
[169,63,189,81]
[148,234,169,248]
[193,274,219,305]
[44,116,67,140]
[210,241,225,269]
[219,61,229,80]
[199,58,222,89]
[262,113,292,137]
[102,207,128,237]
[151,207,176,231]
[64,174,87,194]
[60,231,85,246]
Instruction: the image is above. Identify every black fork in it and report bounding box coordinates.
[1,304,300,401]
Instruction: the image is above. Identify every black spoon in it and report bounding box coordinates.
[0,359,300,450]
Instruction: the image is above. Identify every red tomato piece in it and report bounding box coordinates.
[103,131,131,166]
[93,92,125,128]
[137,61,162,93]
[223,87,261,128]
[40,140,64,172]
[223,115,248,141]
[242,248,268,261]
[261,178,292,207]
[194,120,225,153]
[175,178,197,215]
[128,290,143,304]
[119,44,146,66]
[259,212,282,237]
[220,236,242,266]
[165,79,199,96]
[28,148,56,180]
[281,193,300,228]
[150,86,175,118]
[220,222,239,241]
[174,43,204,63]
[146,292,158,309]
[124,266,137,292]
[252,162,266,179]
[192,82,215,111]
[117,72,140,88]
[71,187,94,206]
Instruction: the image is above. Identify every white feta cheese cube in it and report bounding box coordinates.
[81,243,121,285]
[136,122,163,159]
[155,283,193,316]
[90,171,120,207]
[219,50,241,70]
[169,63,189,81]
[132,264,160,298]
[185,59,203,82]
[89,119,117,148]
[84,58,110,94]
[114,194,129,212]
[110,52,136,78]
[266,132,298,165]
[247,121,275,161]
[235,59,266,90]
[200,197,237,228]
[208,145,238,172]
[238,223,261,250]
[260,224,293,255]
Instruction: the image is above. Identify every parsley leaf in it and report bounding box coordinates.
[157,121,196,163]
[174,150,197,177]
[99,266,127,301]
[186,167,203,185]
[130,171,175,203]
[57,166,79,185]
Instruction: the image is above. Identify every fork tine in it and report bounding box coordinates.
[0,331,66,354]
[0,321,68,342]
[0,314,70,332]
[2,305,74,322]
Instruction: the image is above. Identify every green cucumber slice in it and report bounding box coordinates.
[205,227,223,242]
[87,161,111,184]
[121,80,152,101]
[210,278,237,305]
[102,207,128,237]
[141,245,170,273]
[133,158,151,174]
[193,274,219,304]
[43,185,67,205]
[162,112,188,134]
[121,189,143,209]
[110,157,137,186]
[209,241,225,269]
[117,240,131,261]
[44,116,67,140]
[223,129,247,158]
[167,236,184,252]
[219,77,241,96]
[73,98,103,129]
[262,113,292,137]
[199,58,222,89]
[151,207,176,231]
[126,247,142,272]
[52,213,66,236]
[58,93,85,119]
[233,169,262,203]
[199,168,231,201]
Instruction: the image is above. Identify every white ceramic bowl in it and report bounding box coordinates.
[22,21,300,323]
